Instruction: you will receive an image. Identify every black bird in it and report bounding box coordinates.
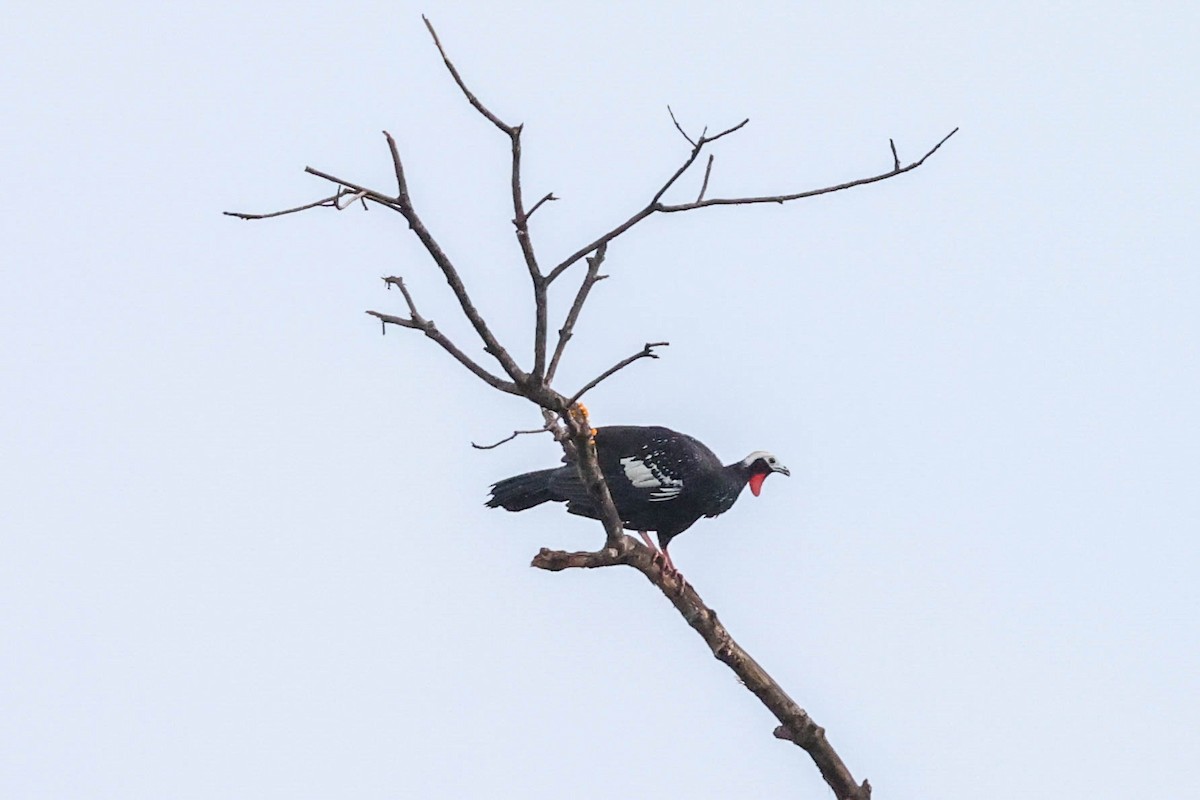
[486,425,789,574]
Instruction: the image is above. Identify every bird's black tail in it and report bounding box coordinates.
[485,468,559,511]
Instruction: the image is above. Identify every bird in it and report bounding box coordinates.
[485,425,790,576]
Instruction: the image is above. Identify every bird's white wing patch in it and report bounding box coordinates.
[620,456,684,502]
[647,486,683,502]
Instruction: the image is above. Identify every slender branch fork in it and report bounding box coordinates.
[224,17,955,800]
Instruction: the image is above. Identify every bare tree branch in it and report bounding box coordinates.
[660,128,960,212]
[306,142,530,387]
[223,190,358,220]
[648,118,749,207]
[699,117,750,146]
[697,154,715,203]
[531,542,871,800]
[546,242,608,384]
[546,122,956,283]
[471,424,555,450]
[385,130,410,201]
[525,191,558,219]
[667,105,697,147]
[367,276,521,395]
[567,341,669,406]
[422,15,514,136]
[422,18,550,381]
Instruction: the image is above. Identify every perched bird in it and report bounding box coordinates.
[485,425,789,575]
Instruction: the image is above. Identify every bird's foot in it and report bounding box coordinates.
[637,533,687,593]
[659,550,688,594]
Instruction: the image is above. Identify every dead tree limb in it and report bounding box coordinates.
[422,14,550,380]
[531,543,870,800]
[224,17,955,800]
[546,243,608,384]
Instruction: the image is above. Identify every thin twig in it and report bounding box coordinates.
[697,154,715,203]
[471,424,555,450]
[667,105,697,147]
[567,341,669,406]
[382,275,421,317]
[889,138,900,172]
[703,118,749,145]
[422,15,514,135]
[223,190,356,220]
[384,130,410,201]
[546,243,608,384]
[525,192,558,220]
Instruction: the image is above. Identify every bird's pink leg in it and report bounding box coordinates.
[636,532,685,587]
[661,546,685,584]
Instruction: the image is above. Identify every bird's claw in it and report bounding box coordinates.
[652,551,687,593]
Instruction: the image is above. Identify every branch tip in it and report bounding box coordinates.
[471,424,554,450]
[667,105,697,147]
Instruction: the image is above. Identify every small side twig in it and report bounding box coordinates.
[697,154,715,203]
[889,138,900,172]
[384,131,410,202]
[567,341,669,406]
[667,105,697,147]
[471,424,555,450]
[524,192,558,220]
[546,242,608,384]
[368,276,521,395]
[223,190,358,220]
[422,15,513,135]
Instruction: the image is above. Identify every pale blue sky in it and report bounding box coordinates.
[3,3,1197,798]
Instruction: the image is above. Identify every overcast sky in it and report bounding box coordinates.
[3,3,1197,798]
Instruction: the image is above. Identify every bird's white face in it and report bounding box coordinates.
[741,451,790,496]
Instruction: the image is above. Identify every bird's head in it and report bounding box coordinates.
[741,451,790,496]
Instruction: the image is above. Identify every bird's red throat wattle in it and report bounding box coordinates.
[749,472,768,497]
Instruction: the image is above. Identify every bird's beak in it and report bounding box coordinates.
[775,464,791,477]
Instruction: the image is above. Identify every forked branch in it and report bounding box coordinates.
[546,116,956,282]
[422,16,549,380]
[366,276,520,395]
[659,127,960,212]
